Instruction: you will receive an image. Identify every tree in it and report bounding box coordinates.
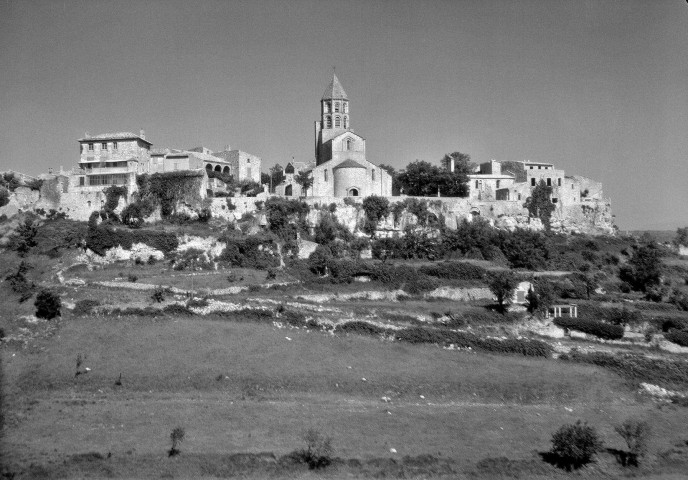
[533,278,556,316]
[397,160,439,196]
[361,196,390,238]
[12,218,38,257]
[269,164,285,192]
[525,180,556,231]
[674,227,688,248]
[550,420,603,471]
[308,245,333,276]
[615,418,651,467]
[488,271,517,313]
[438,152,472,197]
[295,170,313,197]
[34,289,61,320]
[169,426,185,456]
[620,243,663,292]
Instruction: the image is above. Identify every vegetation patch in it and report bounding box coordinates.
[553,317,624,340]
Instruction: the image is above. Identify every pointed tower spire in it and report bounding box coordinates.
[322,73,348,100]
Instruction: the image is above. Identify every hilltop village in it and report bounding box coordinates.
[0,74,613,235]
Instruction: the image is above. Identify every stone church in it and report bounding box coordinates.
[277,74,392,197]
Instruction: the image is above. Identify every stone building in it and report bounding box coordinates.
[274,160,314,197]
[75,130,152,192]
[275,74,392,198]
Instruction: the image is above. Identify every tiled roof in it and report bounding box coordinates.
[333,159,365,169]
[322,73,348,100]
[78,132,152,144]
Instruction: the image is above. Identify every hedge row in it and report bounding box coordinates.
[553,317,624,340]
[418,261,487,281]
[336,322,551,358]
[665,331,688,348]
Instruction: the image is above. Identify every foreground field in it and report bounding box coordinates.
[3,313,688,479]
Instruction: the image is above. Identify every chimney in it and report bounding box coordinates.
[140,129,145,140]
[224,144,230,151]
[84,131,90,138]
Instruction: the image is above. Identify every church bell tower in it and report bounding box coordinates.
[315,73,351,165]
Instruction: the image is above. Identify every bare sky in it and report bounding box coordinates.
[1,0,686,230]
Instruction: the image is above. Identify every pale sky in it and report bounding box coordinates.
[1,0,686,230]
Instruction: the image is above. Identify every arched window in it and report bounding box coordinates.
[206,164,212,170]
[343,116,348,129]
[214,165,221,172]
[348,188,358,197]
[334,102,340,112]
[344,138,353,151]
[335,116,341,128]
[343,102,348,113]
[223,166,230,174]
[324,102,330,113]
[326,116,332,128]
[372,169,375,181]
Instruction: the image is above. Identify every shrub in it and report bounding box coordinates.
[291,428,334,469]
[169,426,185,456]
[34,289,61,320]
[550,420,603,470]
[73,299,100,316]
[163,304,195,316]
[266,268,277,281]
[127,274,138,282]
[308,245,334,276]
[665,331,688,347]
[151,286,167,303]
[554,317,624,340]
[336,321,387,336]
[614,419,651,467]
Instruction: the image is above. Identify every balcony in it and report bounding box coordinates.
[80,166,132,174]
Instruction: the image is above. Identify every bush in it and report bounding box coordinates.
[169,426,185,456]
[419,262,487,281]
[290,428,334,469]
[614,419,651,467]
[151,286,167,303]
[72,299,100,316]
[127,274,138,282]
[5,261,36,302]
[163,304,195,316]
[550,420,603,470]
[336,321,387,336]
[665,331,688,347]
[34,289,61,320]
[554,317,624,340]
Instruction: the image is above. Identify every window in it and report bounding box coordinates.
[518,193,522,200]
[372,169,375,181]
[531,178,536,186]
[496,180,500,189]
[113,142,118,150]
[552,198,558,203]
[345,138,353,150]
[246,158,250,163]
[324,169,328,182]
[101,142,107,150]
[88,143,94,151]
[538,166,542,170]
[343,116,348,129]
[475,180,479,188]
[547,178,552,186]
[334,102,340,112]
[324,102,330,113]
[79,177,85,186]
[343,102,348,113]
[326,116,332,128]
[557,178,561,187]
[335,116,341,128]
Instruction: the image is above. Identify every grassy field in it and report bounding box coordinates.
[3,312,688,479]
